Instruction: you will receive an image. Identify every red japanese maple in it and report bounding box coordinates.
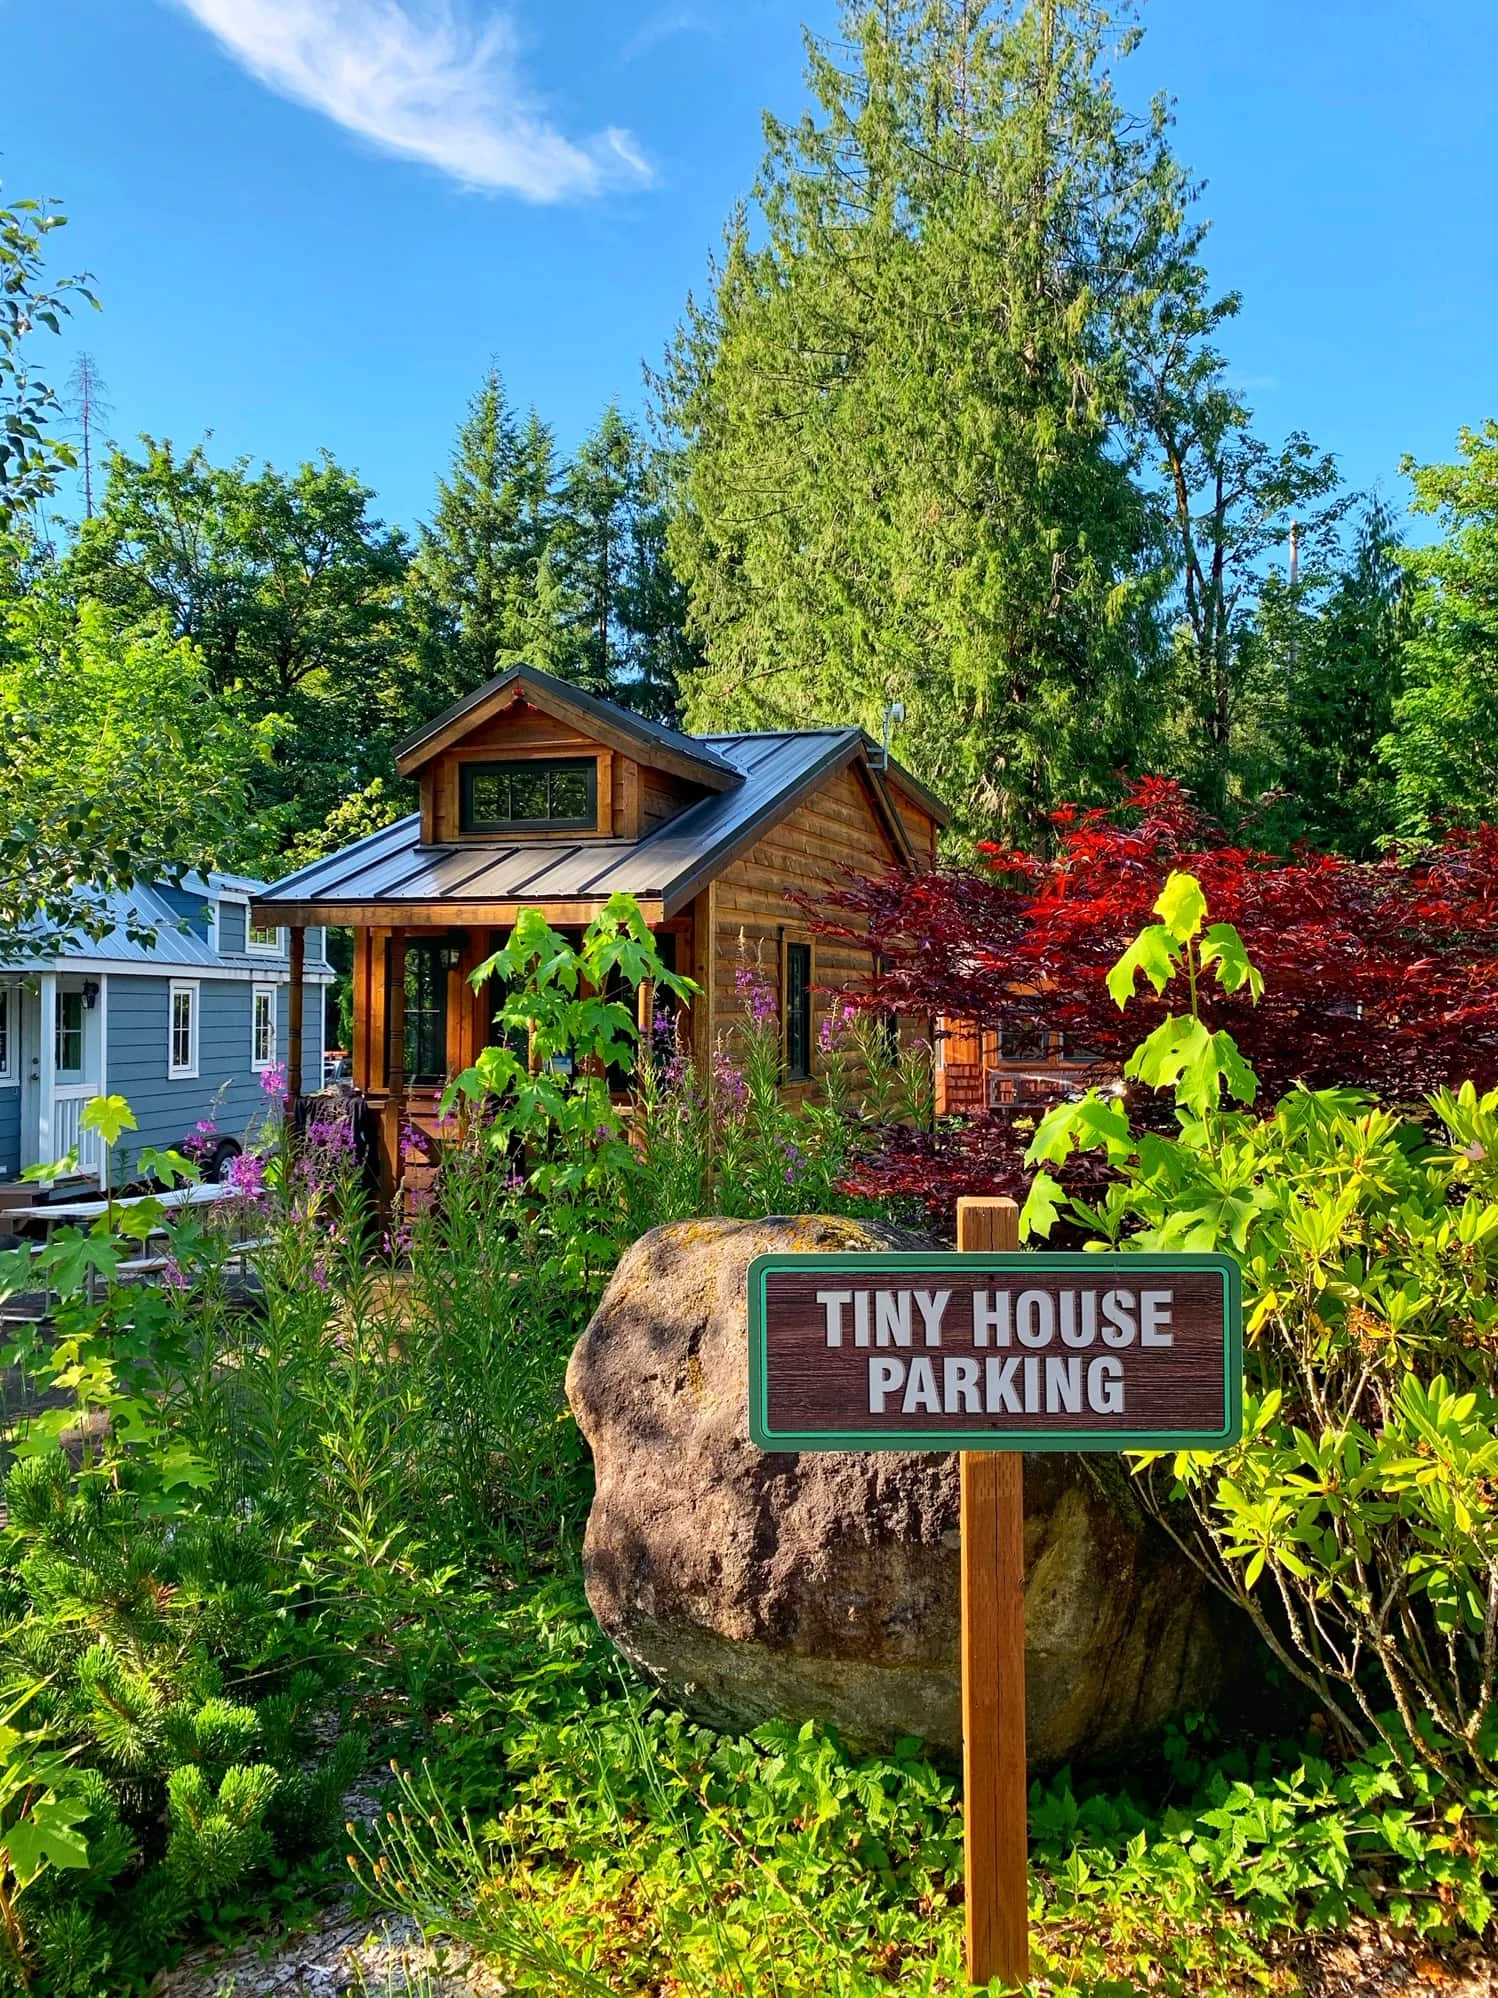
[810,781,1498,1227]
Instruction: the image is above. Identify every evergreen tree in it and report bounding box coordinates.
[1259,499,1405,855]
[410,368,559,708]
[553,403,640,700]
[617,447,701,723]
[655,0,1198,843]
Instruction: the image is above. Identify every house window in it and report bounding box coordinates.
[396,940,458,1088]
[248,922,281,953]
[783,941,813,1082]
[168,982,199,1079]
[997,1018,1046,1061]
[0,985,12,1082]
[251,986,277,1072]
[54,990,85,1077]
[460,759,597,834]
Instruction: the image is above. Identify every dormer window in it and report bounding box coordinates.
[461,758,597,834]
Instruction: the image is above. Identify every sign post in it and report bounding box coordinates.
[956,1197,1029,1988]
[747,1212,1241,1994]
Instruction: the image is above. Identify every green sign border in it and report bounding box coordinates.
[747,1251,1242,1454]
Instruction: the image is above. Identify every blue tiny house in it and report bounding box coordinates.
[0,874,333,1189]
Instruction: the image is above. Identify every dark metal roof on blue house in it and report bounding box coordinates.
[257,729,892,922]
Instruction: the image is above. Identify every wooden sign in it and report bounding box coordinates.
[748,1248,1241,1454]
[746,1201,1244,1992]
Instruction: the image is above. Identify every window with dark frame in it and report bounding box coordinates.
[460,758,597,834]
[784,941,813,1082]
[398,939,460,1087]
[996,1018,1046,1061]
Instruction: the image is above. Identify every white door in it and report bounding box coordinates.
[19,982,41,1168]
[35,975,105,1182]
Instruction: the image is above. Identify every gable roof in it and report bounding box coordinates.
[394,663,743,793]
[256,729,912,925]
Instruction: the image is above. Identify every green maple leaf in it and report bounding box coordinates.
[1106,925,1179,1008]
[1019,1171,1065,1241]
[79,1094,137,1146]
[1025,1099,1084,1166]
[5,1798,90,1885]
[1154,871,1209,943]
[1200,923,1264,1001]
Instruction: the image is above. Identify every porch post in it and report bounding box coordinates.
[378,932,408,1215]
[287,926,306,1106]
[37,973,56,1169]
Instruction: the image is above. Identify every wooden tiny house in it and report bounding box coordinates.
[253,664,947,1204]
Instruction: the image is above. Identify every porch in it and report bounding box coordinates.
[319,912,698,1208]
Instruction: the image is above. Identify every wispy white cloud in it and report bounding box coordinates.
[619,6,710,64]
[166,0,652,202]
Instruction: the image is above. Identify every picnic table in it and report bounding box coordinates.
[1,1180,263,1318]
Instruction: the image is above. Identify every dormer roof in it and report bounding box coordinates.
[394,662,743,793]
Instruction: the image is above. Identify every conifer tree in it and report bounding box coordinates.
[411,368,560,708]
[656,0,1212,842]
[553,403,637,698]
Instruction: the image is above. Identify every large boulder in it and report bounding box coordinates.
[566,1215,1224,1766]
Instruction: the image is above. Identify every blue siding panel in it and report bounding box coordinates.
[217,902,247,954]
[104,973,325,1173]
[0,1087,18,1182]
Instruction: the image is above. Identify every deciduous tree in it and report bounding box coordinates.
[67,438,412,862]
[1383,422,1498,835]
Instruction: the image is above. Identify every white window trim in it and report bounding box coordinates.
[168,980,200,1080]
[247,921,283,956]
[0,982,15,1087]
[251,983,278,1073]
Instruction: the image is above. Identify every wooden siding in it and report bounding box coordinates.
[707,763,929,1098]
[422,703,711,846]
[641,768,701,834]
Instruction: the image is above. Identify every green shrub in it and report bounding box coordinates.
[1025,870,1498,1788]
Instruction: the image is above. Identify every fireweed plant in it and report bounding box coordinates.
[1021,870,1498,1793]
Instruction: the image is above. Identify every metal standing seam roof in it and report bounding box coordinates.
[0,877,335,975]
[256,729,877,918]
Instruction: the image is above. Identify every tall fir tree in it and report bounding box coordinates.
[410,367,559,710]
[553,403,637,698]
[654,0,1207,843]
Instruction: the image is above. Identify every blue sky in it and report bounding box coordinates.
[4,0,1496,541]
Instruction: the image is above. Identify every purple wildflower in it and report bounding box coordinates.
[734,962,778,1026]
[161,1256,190,1293]
[259,1060,287,1101]
[818,1000,858,1054]
[712,1051,748,1115]
[194,1117,218,1136]
[226,1151,267,1202]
